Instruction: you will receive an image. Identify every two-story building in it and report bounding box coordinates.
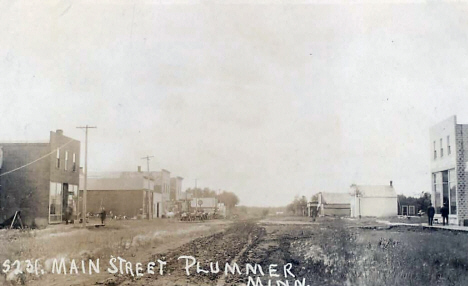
[430,115,468,226]
[151,169,171,214]
[0,130,80,226]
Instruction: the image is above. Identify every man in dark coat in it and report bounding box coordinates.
[427,203,435,226]
[100,207,107,225]
[440,203,449,226]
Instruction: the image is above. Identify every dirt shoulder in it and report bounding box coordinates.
[0,219,232,286]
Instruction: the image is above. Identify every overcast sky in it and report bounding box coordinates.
[1,0,468,206]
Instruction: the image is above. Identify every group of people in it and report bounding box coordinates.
[426,202,450,226]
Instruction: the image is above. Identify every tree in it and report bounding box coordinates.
[217,191,239,210]
[185,187,217,198]
[397,192,431,215]
[286,195,308,216]
[298,196,307,216]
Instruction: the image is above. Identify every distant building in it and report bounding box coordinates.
[150,169,171,213]
[308,192,351,217]
[83,169,162,219]
[170,176,183,201]
[191,197,218,214]
[430,115,468,226]
[0,130,80,226]
[350,182,397,218]
[217,203,227,217]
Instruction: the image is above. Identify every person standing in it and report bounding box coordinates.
[427,203,435,226]
[100,207,107,225]
[440,203,449,226]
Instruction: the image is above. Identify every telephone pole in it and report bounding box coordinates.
[76,125,97,227]
[141,156,154,219]
[195,178,198,211]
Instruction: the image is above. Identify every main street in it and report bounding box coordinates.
[3,216,468,286]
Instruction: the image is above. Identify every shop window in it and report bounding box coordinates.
[433,173,441,214]
[449,169,457,215]
[49,182,63,223]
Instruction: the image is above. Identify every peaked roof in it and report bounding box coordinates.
[351,185,397,198]
[320,192,351,205]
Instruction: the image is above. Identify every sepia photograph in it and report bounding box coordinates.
[1,0,468,285]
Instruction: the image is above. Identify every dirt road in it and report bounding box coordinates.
[111,217,468,286]
[4,217,468,285]
[114,220,341,286]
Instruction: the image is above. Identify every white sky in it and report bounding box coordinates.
[1,0,468,206]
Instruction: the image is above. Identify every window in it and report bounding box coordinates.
[65,151,68,171]
[440,138,444,157]
[72,153,76,172]
[56,149,60,169]
[433,141,437,159]
[433,173,441,214]
[448,169,457,215]
[447,136,451,155]
[49,182,63,223]
[68,184,78,217]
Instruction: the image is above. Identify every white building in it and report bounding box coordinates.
[350,182,397,218]
[430,115,468,226]
[191,197,218,213]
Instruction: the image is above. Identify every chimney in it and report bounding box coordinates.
[56,129,63,135]
[137,166,142,172]
[390,180,393,187]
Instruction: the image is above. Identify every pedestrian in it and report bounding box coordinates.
[427,203,435,226]
[100,207,107,225]
[64,206,69,225]
[440,203,449,226]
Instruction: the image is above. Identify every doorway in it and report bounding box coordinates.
[62,183,69,221]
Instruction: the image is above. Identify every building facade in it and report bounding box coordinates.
[350,183,397,218]
[308,192,351,217]
[430,116,468,226]
[190,197,219,214]
[170,176,183,201]
[0,130,80,226]
[151,169,171,214]
[83,170,162,219]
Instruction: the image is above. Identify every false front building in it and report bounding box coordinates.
[0,130,80,226]
[430,115,468,226]
[83,169,162,219]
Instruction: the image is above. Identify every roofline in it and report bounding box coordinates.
[0,141,49,144]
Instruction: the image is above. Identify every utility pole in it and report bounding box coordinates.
[195,179,198,212]
[141,156,154,219]
[76,125,97,228]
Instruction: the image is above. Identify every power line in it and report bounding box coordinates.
[0,139,76,177]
